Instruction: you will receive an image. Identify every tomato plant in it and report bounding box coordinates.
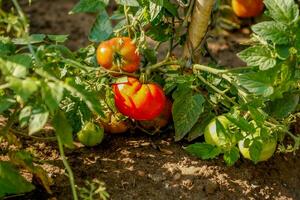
[96,37,140,73]
[112,77,166,120]
[0,0,300,199]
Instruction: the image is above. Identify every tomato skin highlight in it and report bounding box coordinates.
[239,137,277,162]
[204,116,231,146]
[113,77,166,120]
[140,99,172,129]
[96,37,140,73]
[232,0,264,18]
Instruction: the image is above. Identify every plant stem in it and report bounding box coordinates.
[124,5,132,38]
[11,0,29,33]
[196,74,238,106]
[0,83,10,90]
[56,135,78,200]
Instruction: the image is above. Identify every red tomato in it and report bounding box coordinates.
[96,37,140,73]
[232,0,264,18]
[112,77,166,120]
[140,99,172,129]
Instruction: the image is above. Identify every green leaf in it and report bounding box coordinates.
[0,161,35,198]
[89,9,113,42]
[238,46,276,70]
[267,93,299,118]
[115,0,139,7]
[173,89,205,141]
[29,106,49,135]
[248,106,266,126]
[252,21,289,45]
[249,139,263,164]
[70,0,107,13]
[237,71,275,97]
[0,40,15,55]
[42,82,64,114]
[264,0,299,24]
[64,78,104,117]
[187,113,215,141]
[47,34,69,43]
[184,143,221,160]
[19,106,32,128]
[52,110,74,148]
[0,97,15,114]
[226,115,256,133]
[146,23,171,42]
[8,77,38,102]
[13,34,46,45]
[5,54,32,78]
[223,147,240,166]
[150,0,178,16]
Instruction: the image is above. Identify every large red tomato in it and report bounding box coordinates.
[112,77,166,120]
[232,0,264,18]
[96,37,140,73]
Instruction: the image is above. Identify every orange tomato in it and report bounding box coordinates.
[232,0,264,18]
[96,37,140,73]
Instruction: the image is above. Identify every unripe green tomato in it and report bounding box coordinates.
[204,115,231,146]
[238,137,277,162]
[77,122,104,147]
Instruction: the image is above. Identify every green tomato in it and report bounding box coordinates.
[204,115,233,147]
[238,137,277,162]
[77,122,104,147]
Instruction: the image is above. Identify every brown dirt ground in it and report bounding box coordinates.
[1,0,300,200]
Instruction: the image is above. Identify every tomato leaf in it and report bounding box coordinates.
[184,143,221,160]
[115,0,139,7]
[0,97,15,114]
[8,77,38,102]
[223,147,240,166]
[41,82,64,114]
[70,0,107,13]
[28,106,49,135]
[52,110,74,149]
[236,71,275,97]
[249,139,263,164]
[252,21,289,45]
[238,46,276,70]
[266,93,299,119]
[264,0,299,24]
[12,34,46,45]
[89,9,113,42]
[0,161,35,198]
[47,34,69,43]
[173,89,205,141]
[187,113,215,142]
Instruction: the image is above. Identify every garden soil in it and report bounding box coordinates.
[3,0,300,200]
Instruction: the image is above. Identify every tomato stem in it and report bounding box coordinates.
[124,5,132,38]
[56,135,78,200]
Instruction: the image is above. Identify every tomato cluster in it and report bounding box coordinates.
[204,116,277,163]
[96,37,170,134]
